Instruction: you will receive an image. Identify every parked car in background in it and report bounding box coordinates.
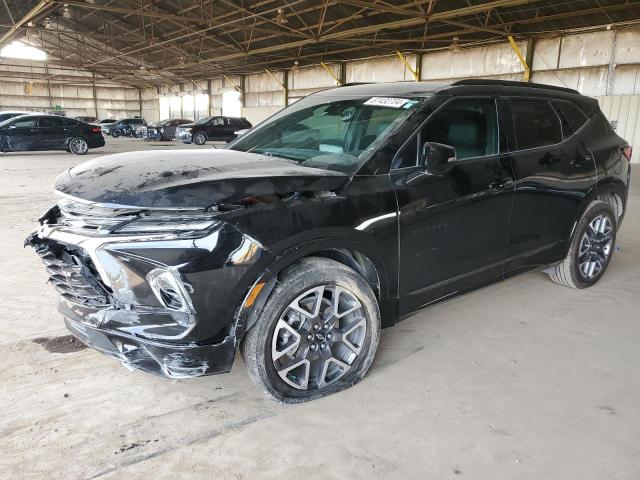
[110,117,147,138]
[24,80,631,402]
[0,114,104,154]
[147,118,192,141]
[176,116,252,144]
[92,119,117,135]
[0,111,34,123]
[75,116,98,123]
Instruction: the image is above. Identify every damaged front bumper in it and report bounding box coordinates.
[63,314,235,378]
[26,216,260,378]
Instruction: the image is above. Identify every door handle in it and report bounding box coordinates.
[571,154,592,166]
[488,178,512,190]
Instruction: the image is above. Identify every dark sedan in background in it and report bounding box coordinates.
[147,118,192,141]
[0,114,104,154]
[176,116,252,144]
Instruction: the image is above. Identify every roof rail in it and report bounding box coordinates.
[338,82,371,87]
[451,79,579,95]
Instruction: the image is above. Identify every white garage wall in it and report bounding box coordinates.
[0,59,141,119]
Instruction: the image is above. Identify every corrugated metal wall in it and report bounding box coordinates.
[0,59,141,119]
[596,95,640,162]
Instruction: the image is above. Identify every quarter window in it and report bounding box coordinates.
[420,98,498,160]
[553,101,589,138]
[509,99,562,150]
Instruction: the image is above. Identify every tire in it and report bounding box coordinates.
[111,129,120,138]
[242,257,381,403]
[193,132,207,145]
[547,200,616,289]
[68,137,89,155]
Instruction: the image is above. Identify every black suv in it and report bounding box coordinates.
[27,80,631,402]
[175,115,252,144]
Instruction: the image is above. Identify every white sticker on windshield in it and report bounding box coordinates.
[364,97,409,108]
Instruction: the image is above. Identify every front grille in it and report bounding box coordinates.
[34,241,111,307]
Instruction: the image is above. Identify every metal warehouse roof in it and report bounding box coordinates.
[0,0,639,86]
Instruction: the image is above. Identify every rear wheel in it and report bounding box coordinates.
[68,137,89,155]
[547,201,616,288]
[111,129,120,138]
[242,257,381,403]
[193,132,207,145]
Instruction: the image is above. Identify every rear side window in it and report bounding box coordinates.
[553,101,588,138]
[39,116,66,127]
[509,99,562,150]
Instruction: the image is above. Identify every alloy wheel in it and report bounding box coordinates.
[271,285,367,390]
[578,214,613,279]
[70,138,88,154]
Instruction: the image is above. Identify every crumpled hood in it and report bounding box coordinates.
[54,149,349,209]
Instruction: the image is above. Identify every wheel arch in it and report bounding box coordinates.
[233,237,397,344]
[595,178,627,225]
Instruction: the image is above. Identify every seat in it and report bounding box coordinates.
[448,120,483,159]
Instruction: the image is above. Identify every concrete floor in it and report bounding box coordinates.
[1,137,639,479]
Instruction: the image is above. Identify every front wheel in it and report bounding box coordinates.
[68,137,89,155]
[242,257,381,403]
[111,129,120,138]
[547,200,616,288]
[193,132,207,145]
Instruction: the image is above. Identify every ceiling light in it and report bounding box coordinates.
[62,5,72,19]
[275,8,288,24]
[449,36,461,52]
[43,18,53,29]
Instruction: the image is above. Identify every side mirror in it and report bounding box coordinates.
[421,142,456,174]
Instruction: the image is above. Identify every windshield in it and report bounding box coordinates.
[229,95,420,173]
[0,113,25,124]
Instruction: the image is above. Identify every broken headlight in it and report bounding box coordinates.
[114,217,218,235]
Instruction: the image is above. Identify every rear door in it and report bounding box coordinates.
[502,97,597,274]
[206,117,225,139]
[38,116,69,149]
[391,97,515,311]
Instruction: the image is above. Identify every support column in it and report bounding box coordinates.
[92,72,98,118]
[340,61,347,85]
[283,69,288,108]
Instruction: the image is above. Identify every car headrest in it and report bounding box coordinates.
[448,121,480,148]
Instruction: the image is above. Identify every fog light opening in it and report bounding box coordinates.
[146,267,196,328]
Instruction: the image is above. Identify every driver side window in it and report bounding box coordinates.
[421,98,498,161]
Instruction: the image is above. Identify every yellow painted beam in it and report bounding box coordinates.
[320,62,342,85]
[508,35,530,82]
[396,51,420,82]
[265,69,286,89]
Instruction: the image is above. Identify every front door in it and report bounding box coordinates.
[3,117,39,151]
[391,97,515,313]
